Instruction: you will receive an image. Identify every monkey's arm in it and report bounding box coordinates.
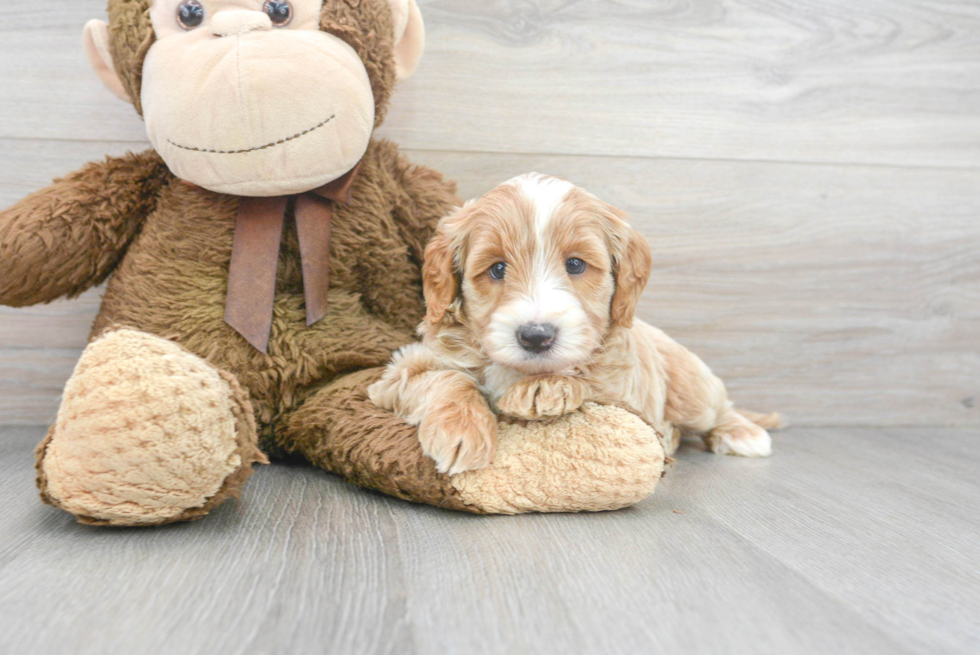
[0,150,171,307]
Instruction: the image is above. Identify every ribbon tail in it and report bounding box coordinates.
[225,197,288,354]
[295,195,333,327]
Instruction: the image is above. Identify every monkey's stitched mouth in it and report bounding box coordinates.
[166,114,336,155]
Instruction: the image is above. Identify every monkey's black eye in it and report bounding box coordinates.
[263,0,293,26]
[566,258,587,275]
[176,0,205,30]
[488,262,507,280]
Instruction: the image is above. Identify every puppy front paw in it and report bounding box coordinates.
[496,376,588,420]
[419,398,498,476]
[367,378,395,411]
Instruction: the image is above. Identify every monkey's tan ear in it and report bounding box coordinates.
[83,20,130,103]
[389,0,426,82]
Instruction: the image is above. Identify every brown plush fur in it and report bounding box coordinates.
[84,139,458,459]
[281,368,475,512]
[0,151,171,306]
[0,0,465,521]
[107,0,154,113]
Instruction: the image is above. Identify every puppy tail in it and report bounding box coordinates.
[736,409,785,430]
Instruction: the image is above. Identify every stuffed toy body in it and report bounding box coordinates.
[1,0,666,526]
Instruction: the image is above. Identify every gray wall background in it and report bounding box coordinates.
[1,0,978,428]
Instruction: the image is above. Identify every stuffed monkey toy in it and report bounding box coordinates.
[0,0,666,526]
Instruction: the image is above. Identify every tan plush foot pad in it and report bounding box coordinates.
[35,329,267,526]
[451,403,666,514]
[286,369,665,515]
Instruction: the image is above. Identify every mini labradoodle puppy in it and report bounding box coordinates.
[369,174,778,475]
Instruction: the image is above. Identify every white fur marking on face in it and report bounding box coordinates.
[506,172,575,244]
[506,172,575,288]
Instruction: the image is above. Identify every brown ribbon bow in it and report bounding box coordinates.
[224,163,361,354]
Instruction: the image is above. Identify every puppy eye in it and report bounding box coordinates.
[176,0,205,29]
[566,258,587,275]
[488,262,507,280]
[263,0,293,26]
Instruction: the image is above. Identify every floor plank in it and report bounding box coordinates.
[1,0,978,168]
[3,141,977,427]
[668,428,980,654]
[0,428,414,655]
[1,425,977,655]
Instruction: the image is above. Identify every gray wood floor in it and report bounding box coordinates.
[1,0,978,429]
[1,425,977,655]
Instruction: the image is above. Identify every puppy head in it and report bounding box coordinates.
[423,173,652,374]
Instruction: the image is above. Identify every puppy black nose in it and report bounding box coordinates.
[517,324,558,353]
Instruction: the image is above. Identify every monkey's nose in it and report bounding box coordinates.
[210,10,273,37]
[517,324,558,354]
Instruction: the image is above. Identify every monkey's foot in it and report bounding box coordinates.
[35,329,267,526]
[451,403,667,513]
[286,368,667,515]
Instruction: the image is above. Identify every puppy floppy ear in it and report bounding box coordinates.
[422,223,458,325]
[609,212,652,329]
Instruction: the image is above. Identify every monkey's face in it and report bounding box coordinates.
[84,0,425,197]
[142,0,372,196]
